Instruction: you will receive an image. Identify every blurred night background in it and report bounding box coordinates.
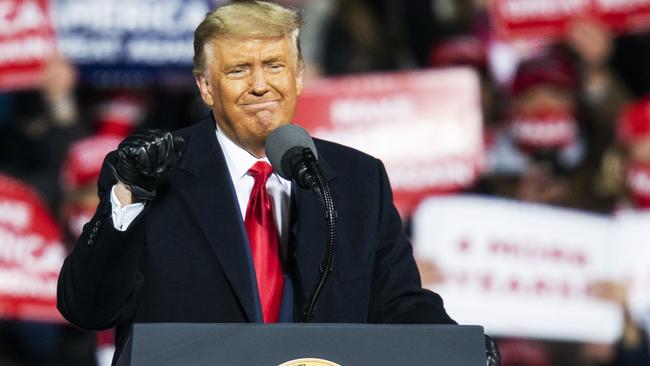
[3,0,650,365]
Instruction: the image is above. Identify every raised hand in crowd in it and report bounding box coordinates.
[40,56,79,126]
[566,18,630,162]
[567,18,613,70]
[583,280,650,366]
[589,280,644,350]
[415,257,445,287]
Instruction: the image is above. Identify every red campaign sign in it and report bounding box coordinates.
[0,174,65,322]
[491,0,650,40]
[0,0,57,91]
[294,69,484,216]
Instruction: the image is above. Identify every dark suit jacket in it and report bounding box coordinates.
[57,118,455,359]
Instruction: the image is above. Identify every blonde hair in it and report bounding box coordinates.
[193,0,303,75]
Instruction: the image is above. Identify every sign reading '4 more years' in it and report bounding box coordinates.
[0,0,56,90]
[295,68,484,216]
[413,196,621,343]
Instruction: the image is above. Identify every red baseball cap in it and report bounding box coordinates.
[95,92,147,138]
[428,36,487,69]
[60,135,122,190]
[511,53,577,97]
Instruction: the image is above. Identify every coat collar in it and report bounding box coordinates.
[178,120,336,182]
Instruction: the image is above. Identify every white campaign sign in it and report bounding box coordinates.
[413,195,622,343]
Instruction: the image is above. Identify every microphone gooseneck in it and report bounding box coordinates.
[265,125,336,323]
[302,160,336,323]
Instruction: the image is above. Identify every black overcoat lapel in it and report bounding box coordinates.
[175,118,259,322]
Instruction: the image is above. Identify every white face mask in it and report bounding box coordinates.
[510,110,577,150]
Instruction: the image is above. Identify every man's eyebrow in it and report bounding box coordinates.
[223,61,250,69]
[263,56,284,63]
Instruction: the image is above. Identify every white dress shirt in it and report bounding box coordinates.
[110,126,292,247]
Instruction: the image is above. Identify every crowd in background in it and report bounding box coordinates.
[3,0,650,365]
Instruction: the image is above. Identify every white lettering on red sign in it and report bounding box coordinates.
[596,0,650,11]
[0,270,57,298]
[0,200,30,230]
[0,34,54,63]
[0,1,48,36]
[0,228,64,272]
[502,0,590,20]
[54,0,206,33]
[330,95,414,125]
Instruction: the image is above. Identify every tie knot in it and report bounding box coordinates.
[248,161,273,184]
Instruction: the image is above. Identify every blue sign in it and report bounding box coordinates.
[52,0,213,86]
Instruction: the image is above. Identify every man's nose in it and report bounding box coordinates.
[250,67,269,96]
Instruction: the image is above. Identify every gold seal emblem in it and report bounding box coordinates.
[278,358,341,366]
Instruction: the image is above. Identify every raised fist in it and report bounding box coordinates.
[109,130,185,201]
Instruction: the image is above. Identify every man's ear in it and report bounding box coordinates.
[195,73,214,107]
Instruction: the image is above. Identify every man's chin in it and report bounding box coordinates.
[255,116,290,132]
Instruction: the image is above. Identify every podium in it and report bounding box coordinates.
[115,323,486,365]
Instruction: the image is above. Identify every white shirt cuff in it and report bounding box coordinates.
[110,185,145,231]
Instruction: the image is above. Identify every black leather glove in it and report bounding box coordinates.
[108,130,185,201]
[485,334,501,366]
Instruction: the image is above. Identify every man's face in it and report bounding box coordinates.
[195,35,303,157]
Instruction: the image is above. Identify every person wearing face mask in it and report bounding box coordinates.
[481,51,596,210]
[613,96,650,211]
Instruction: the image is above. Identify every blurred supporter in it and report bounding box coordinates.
[479,51,593,209]
[93,91,147,138]
[618,97,650,210]
[427,34,505,133]
[598,96,650,211]
[579,280,650,366]
[566,19,631,178]
[0,57,88,212]
[404,0,484,67]
[321,0,409,75]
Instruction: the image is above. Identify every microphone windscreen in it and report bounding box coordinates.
[265,124,318,179]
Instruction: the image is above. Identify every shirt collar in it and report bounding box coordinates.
[215,124,290,186]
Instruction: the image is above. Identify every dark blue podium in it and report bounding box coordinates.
[115,323,486,365]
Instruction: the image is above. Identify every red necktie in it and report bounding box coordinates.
[245,161,284,323]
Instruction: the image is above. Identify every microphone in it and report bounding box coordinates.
[265,124,320,191]
[265,124,336,323]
